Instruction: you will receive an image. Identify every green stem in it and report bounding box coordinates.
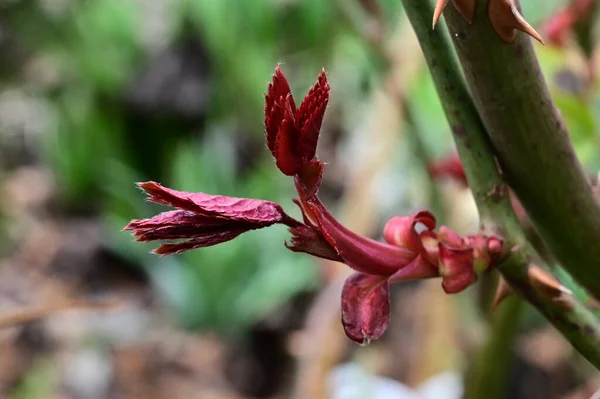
[400,0,520,236]
[464,297,523,399]
[401,0,600,368]
[444,1,600,298]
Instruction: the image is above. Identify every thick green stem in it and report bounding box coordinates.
[401,0,600,368]
[400,0,521,237]
[444,1,600,298]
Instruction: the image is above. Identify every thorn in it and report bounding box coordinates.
[586,298,600,311]
[433,0,475,29]
[528,265,573,308]
[433,0,450,29]
[492,276,513,310]
[489,0,545,44]
[452,0,476,24]
[508,1,545,44]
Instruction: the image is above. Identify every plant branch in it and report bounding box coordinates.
[401,0,600,368]
[444,0,600,298]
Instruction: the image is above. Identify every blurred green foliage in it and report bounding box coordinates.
[1,0,599,337]
[11,358,56,399]
[3,0,377,334]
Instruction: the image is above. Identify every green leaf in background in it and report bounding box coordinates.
[537,46,600,170]
[521,0,569,26]
[70,0,142,90]
[11,358,57,399]
[553,92,599,168]
[42,88,122,208]
[407,68,453,158]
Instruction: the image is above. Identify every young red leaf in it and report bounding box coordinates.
[153,231,247,255]
[274,114,302,176]
[285,223,343,262]
[428,153,468,186]
[341,272,391,345]
[438,243,477,294]
[124,210,250,255]
[383,211,436,255]
[436,225,466,248]
[297,69,329,163]
[125,182,304,255]
[126,210,236,242]
[138,181,291,225]
[265,65,296,154]
[263,66,329,177]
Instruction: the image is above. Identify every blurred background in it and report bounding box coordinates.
[0,0,599,398]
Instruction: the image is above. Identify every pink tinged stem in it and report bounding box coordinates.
[298,189,420,276]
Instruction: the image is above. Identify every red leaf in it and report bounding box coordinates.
[125,210,248,243]
[264,66,329,176]
[383,211,436,256]
[439,243,476,294]
[126,182,304,255]
[297,69,329,162]
[285,223,343,262]
[138,182,287,225]
[275,113,302,176]
[428,153,467,186]
[153,230,246,255]
[125,210,216,231]
[341,272,391,345]
[436,225,466,248]
[265,65,296,154]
